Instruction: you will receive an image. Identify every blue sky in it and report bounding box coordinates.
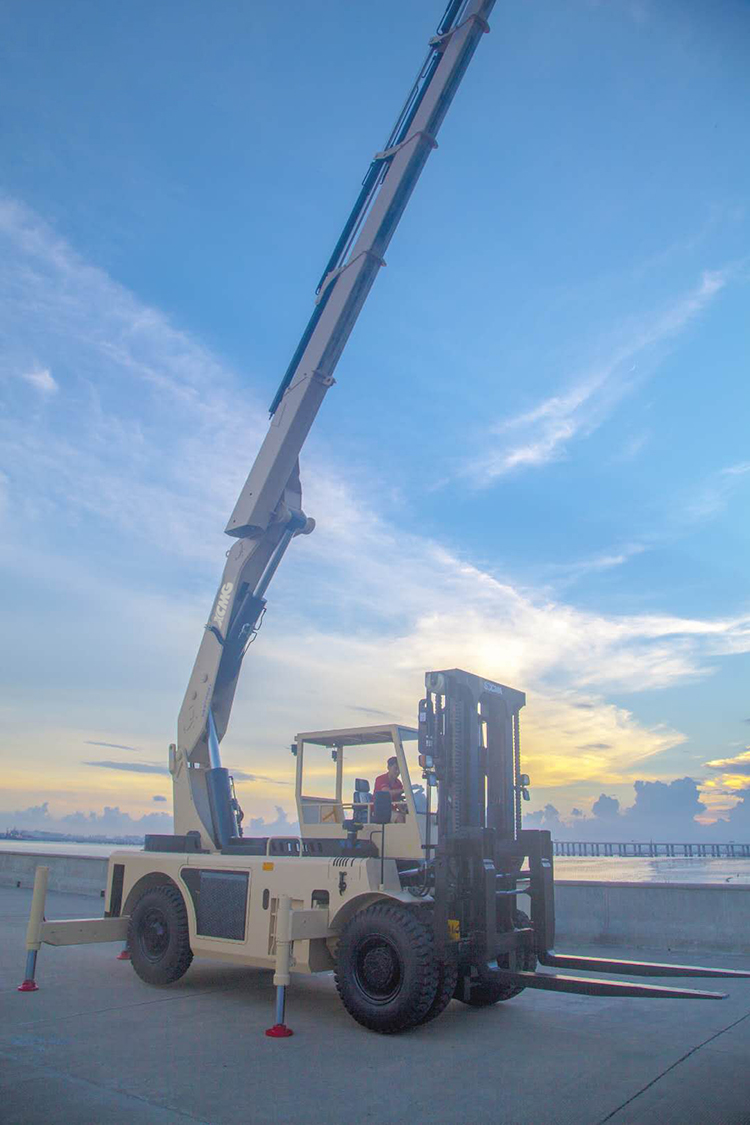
[1,0,748,839]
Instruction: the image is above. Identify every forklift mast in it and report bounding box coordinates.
[423,669,525,840]
[420,670,537,959]
[170,0,497,852]
[417,669,750,1002]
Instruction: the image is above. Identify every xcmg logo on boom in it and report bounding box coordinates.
[212,582,234,630]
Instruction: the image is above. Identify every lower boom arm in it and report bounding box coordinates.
[172,468,313,849]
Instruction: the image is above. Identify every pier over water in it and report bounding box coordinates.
[553,840,750,858]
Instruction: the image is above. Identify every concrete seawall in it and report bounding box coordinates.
[554,879,750,954]
[2,852,749,953]
[0,851,108,897]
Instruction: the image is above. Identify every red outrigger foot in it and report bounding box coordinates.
[116,949,131,960]
[265,1024,294,1038]
[17,980,38,992]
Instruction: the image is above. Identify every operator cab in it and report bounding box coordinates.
[293,724,433,861]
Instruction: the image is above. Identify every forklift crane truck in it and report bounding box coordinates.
[19,0,750,1032]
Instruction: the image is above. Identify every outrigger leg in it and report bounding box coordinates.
[17,865,48,992]
[265,894,294,1038]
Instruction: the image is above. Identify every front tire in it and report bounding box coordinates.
[417,953,458,1025]
[128,885,193,986]
[408,907,458,1026]
[334,902,438,1033]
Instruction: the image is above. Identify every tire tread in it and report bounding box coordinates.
[334,902,438,1034]
[129,884,193,986]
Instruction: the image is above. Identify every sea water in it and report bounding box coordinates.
[3,838,750,884]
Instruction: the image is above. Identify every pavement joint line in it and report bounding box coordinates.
[595,1007,750,1124]
[0,1048,213,1125]
[2,982,244,1030]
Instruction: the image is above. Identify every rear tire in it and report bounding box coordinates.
[128,885,193,986]
[454,910,536,1007]
[417,952,459,1025]
[334,902,438,1033]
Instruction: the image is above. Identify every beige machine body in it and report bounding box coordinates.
[105,846,410,977]
[106,723,429,976]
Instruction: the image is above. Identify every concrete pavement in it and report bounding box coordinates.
[2,885,749,1124]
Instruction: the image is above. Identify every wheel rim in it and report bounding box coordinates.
[138,906,170,963]
[353,934,404,1004]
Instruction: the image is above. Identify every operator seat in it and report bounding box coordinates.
[352,778,371,822]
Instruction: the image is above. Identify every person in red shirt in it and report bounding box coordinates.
[373,756,407,822]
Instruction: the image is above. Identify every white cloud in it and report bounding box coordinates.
[1,198,748,818]
[0,800,172,838]
[0,196,266,564]
[463,269,730,485]
[22,367,58,394]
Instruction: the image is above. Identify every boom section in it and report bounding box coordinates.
[227,0,495,539]
[173,1,496,851]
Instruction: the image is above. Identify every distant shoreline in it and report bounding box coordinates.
[1,831,145,846]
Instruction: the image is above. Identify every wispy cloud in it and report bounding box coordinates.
[83,740,140,752]
[686,460,750,521]
[84,759,288,784]
[84,759,170,775]
[543,542,646,588]
[0,196,266,566]
[612,430,651,463]
[347,705,396,718]
[21,368,58,394]
[463,269,729,486]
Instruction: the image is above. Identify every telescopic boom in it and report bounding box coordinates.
[172,0,496,851]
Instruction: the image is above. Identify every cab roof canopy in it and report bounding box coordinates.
[296,724,418,748]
